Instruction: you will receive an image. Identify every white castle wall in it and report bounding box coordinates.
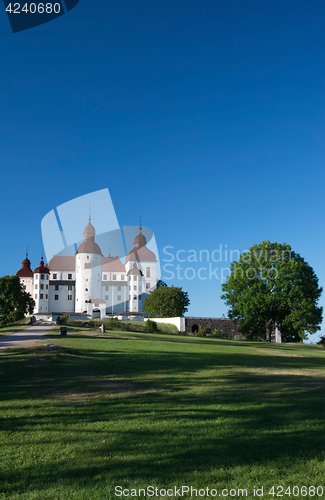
[75,253,102,313]
[144,317,185,332]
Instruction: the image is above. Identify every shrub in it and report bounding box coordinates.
[59,313,69,325]
[146,319,158,333]
[104,318,120,330]
[197,326,206,337]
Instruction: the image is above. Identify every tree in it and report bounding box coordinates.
[143,285,190,317]
[221,241,323,342]
[0,275,35,325]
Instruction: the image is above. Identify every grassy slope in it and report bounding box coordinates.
[1,332,325,499]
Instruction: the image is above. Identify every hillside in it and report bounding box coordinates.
[1,330,325,499]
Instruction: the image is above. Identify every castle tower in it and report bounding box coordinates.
[75,217,103,313]
[33,257,50,314]
[16,253,34,297]
[125,226,157,312]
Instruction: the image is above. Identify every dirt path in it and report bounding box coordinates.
[0,322,56,349]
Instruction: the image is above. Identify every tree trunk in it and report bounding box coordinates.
[266,320,272,342]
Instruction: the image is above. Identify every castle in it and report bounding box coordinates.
[16,218,157,319]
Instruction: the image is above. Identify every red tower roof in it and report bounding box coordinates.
[125,227,156,263]
[134,226,147,247]
[76,217,103,256]
[16,254,34,277]
[34,258,50,274]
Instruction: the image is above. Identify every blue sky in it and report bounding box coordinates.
[0,0,324,342]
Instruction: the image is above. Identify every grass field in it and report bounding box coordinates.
[1,330,325,499]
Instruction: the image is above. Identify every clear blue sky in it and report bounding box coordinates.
[1,0,324,342]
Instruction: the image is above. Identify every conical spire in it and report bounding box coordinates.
[83,216,96,242]
[134,225,146,247]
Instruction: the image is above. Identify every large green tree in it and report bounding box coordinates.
[142,285,190,318]
[0,275,35,325]
[221,241,323,342]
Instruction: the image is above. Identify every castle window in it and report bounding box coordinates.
[35,284,38,290]
[53,274,57,279]
[118,295,121,301]
[84,263,90,269]
[105,295,108,300]
[113,275,116,280]
[55,295,58,300]
[46,285,48,290]
[40,284,44,290]
[133,295,137,300]
[68,285,72,291]
[146,283,150,289]
[103,274,107,280]
[68,274,72,280]
[55,285,59,291]
[40,294,44,299]
[134,285,137,291]
[146,268,150,278]
[129,295,131,300]
[46,294,48,299]
[118,286,121,291]
[121,275,125,280]
[87,255,89,259]
[139,295,142,300]
[85,288,88,292]
[68,295,72,300]
[133,276,137,281]
[105,286,108,292]
[35,294,37,299]
[41,274,44,280]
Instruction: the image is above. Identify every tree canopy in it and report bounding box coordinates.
[0,275,35,325]
[142,285,190,318]
[221,241,323,342]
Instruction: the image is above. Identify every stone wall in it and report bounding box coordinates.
[185,317,282,342]
[185,317,242,337]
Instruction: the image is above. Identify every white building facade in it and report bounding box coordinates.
[16,219,157,319]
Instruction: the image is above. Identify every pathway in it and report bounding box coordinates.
[0,322,56,349]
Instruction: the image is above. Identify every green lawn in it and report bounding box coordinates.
[1,331,325,499]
